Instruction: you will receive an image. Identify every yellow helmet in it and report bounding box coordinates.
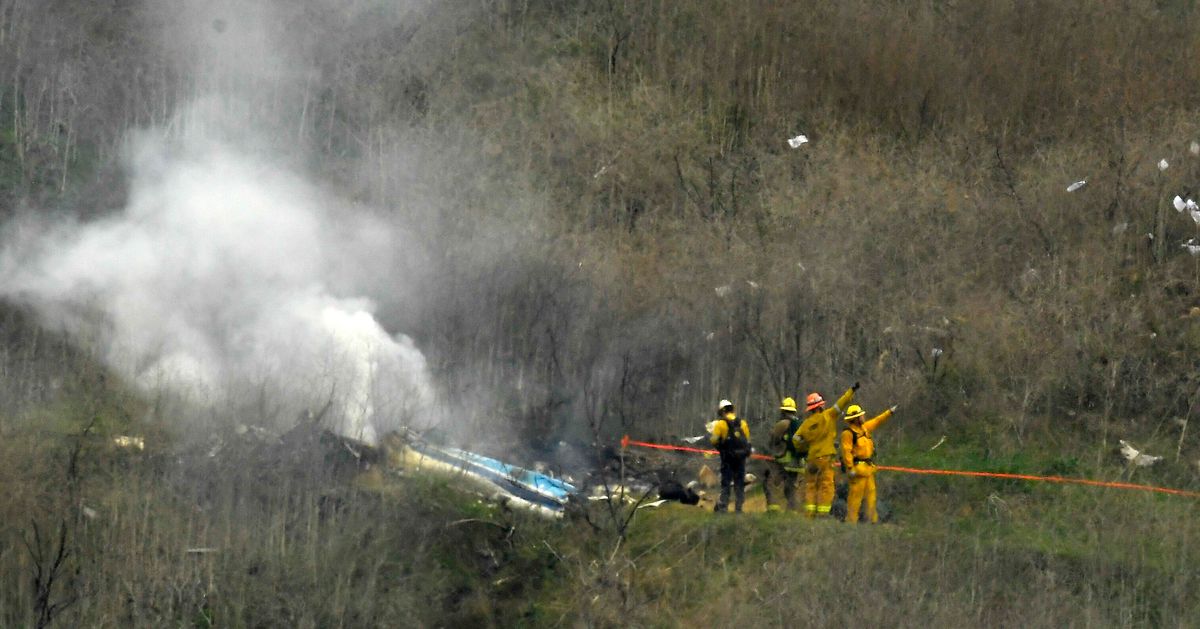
[780,397,797,412]
[845,404,866,421]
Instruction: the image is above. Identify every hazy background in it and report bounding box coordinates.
[2,1,1200,626]
[2,0,1200,462]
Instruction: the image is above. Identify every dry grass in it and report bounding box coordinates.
[2,1,1200,625]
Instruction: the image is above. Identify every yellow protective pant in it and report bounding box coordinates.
[845,462,878,524]
[804,455,836,517]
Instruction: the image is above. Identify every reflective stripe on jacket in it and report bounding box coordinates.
[793,387,855,460]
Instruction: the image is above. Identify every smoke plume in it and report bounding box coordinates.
[1,131,432,442]
[0,0,437,443]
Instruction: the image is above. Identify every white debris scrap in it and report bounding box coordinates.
[1112,222,1128,235]
[1174,195,1187,212]
[1191,141,1200,156]
[112,435,145,451]
[1119,439,1162,467]
[931,348,944,358]
[714,285,732,298]
[787,134,809,149]
[1188,199,1198,212]
[637,499,669,510]
[1191,209,1200,226]
[682,435,707,444]
[1066,181,1086,192]
[1183,239,1200,256]
[1159,159,1170,171]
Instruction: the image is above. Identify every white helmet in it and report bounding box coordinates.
[718,399,734,411]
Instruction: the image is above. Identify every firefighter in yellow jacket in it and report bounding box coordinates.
[841,403,896,524]
[792,382,858,518]
[710,399,752,513]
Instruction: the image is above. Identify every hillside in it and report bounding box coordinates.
[1,0,1199,625]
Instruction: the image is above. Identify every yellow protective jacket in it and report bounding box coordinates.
[710,416,751,447]
[840,408,893,469]
[792,388,855,460]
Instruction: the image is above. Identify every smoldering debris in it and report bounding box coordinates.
[0,136,434,444]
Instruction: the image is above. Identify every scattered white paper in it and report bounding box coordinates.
[1174,195,1187,212]
[787,134,809,149]
[1159,159,1170,171]
[1066,180,1086,192]
[1119,439,1162,467]
[1191,141,1199,156]
[714,285,732,298]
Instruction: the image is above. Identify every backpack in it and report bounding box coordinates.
[722,419,751,460]
[843,427,876,462]
[784,416,804,458]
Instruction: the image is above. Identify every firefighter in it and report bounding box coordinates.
[763,397,805,511]
[792,382,858,518]
[841,403,896,524]
[710,399,752,513]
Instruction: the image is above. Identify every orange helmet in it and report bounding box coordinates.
[805,392,825,411]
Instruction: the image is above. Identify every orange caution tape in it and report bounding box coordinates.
[620,436,1200,499]
[620,435,772,460]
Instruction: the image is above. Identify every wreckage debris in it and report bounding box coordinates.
[656,480,701,505]
[1119,439,1162,467]
[404,440,576,518]
[112,435,145,451]
[787,134,809,148]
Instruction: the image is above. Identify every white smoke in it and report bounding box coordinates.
[0,131,433,444]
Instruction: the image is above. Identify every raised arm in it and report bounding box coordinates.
[864,407,895,433]
[833,386,856,413]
